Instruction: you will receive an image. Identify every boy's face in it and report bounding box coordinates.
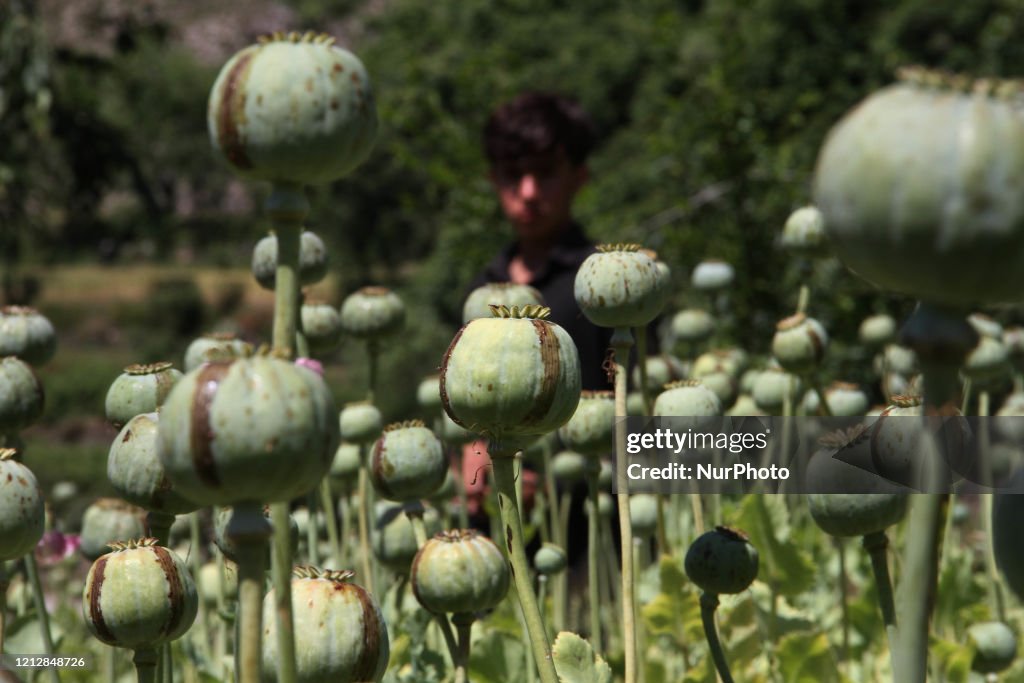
[490,146,588,243]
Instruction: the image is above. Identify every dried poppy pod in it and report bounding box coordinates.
[262,566,389,683]
[251,229,329,290]
[558,390,614,457]
[771,312,828,375]
[80,498,147,561]
[814,68,1024,305]
[157,354,337,506]
[574,244,667,328]
[0,306,56,366]
[462,282,545,324]
[369,420,447,502]
[208,31,377,185]
[107,412,197,516]
[0,448,44,561]
[82,538,198,650]
[183,332,252,373]
[440,305,581,451]
[411,529,509,617]
[339,286,405,341]
[0,356,44,433]
[104,362,182,428]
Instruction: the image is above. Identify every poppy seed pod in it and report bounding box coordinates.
[300,302,344,355]
[411,529,510,616]
[685,526,758,595]
[339,400,383,446]
[967,621,1017,674]
[79,499,147,561]
[371,500,442,572]
[369,420,447,502]
[814,68,1024,305]
[462,282,545,324]
[803,381,869,417]
[107,412,197,516]
[158,355,337,506]
[329,441,362,490]
[440,305,581,451]
[339,286,405,341]
[417,374,443,413]
[550,450,588,485]
[771,313,828,375]
[654,379,722,422]
[213,504,297,564]
[752,368,801,414]
[780,206,827,255]
[632,354,688,395]
[0,448,44,561]
[208,31,377,185]
[183,332,252,373]
[558,390,614,457]
[671,308,716,344]
[82,538,198,650]
[0,306,56,366]
[534,543,568,576]
[0,356,44,433]
[858,314,897,348]
[690,260,734,292]
[574,244,667,328]
[104,362,182,428]
[251,230,329,290]
[629,494,660,539]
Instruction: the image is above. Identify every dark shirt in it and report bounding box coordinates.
[466,223,614,391]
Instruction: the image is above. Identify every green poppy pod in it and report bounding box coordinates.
[685,526,758,595]
[671,308,715,344]
[780,206,827,255]
[654,380,722,429]
[369,420,448,502]
[107,413,197,516]
[574,244,667,328]
[439,411,476,445]
[752,368,801,414]
[79,498,147,561]
[690,260,734,292]
[262,567,389,683]
[771,313,828,375]
[183,332,253,373]
[417,374,443,414]
[339,401,383,446]
[876,344,919,377]
[329,441,362,491]
[802,382,870,417]
[213,505,297,565]
[869,394,971,488]
[440,305,581,451]
[251,230,329,290]
[629,494,660,539]
[198,560,238,607]
[534,543,568,576]
[0,306,56,366]
[158,355,337,506]
[339,286,405,341]
[632,354,688,395]
[813,68,1024,305]
[82,538,198,650]
[0,449,44,561]
[462,282,545,324]
[725,394,765,417]
[551,450,588,485]
[967,621,1017,674]
[301,302,344,355]
[858,314,897,348]
[371,501,442,573]
[691,349,744,380]
[411,529,510,616]
[0,356,44,433]
[558,390,614,457]
[208,31,377,185]
[104,362,182,428]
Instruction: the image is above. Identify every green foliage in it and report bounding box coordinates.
[552,631,613,683]
[734,494,816,597]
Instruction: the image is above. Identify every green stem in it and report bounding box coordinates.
[699,593,734,683]
[229,502,273,683]
[491,453,559,683]
[320,479,342,569]
[554,490,570,632]
[454,615,474,683]
[863,531,897,660]
[612,327,638,683]
[453,447,471,531]
[357,462,375,594]
[406,503,429,549]
[0,562,6,654]
[146,511,175,547]
[188,512,212,663]
[163,642,173,683]
[24,554,59,683]
[635,325,653,415]
[810,377,833,417]
[538,576,549,638]
[366,340,379,404]
[105,646,116,682]
[837,538,849,663]
[796,283,810,315]
[134,648,159,683]
[633,540,647,683]
[270,502,298,683]
[542,445,561,548]
[586,466,602,653]
[305,491,320,566]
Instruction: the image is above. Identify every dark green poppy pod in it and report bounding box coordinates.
[574,244,667,328]
[440,305,581,451]
[551,450,588,485]
[533,543,568,576]
[339,400,383,446]
[632,354,689,395]
[780,206,827,255]
[462,282,545,324]
[802,381,869,417]
[411,529,510,616]
[251,230,329,290]
[805,430,909,537]
[771,313,828,375]
[629,494,660,539]
[79,498,147,561]
[107,412,197,516]
[158,355,338,506]
[329,441,362,490]
[300,301,343,355]
[0,356,44,433]
[0,449,44,561]
[263,568,389,683]
[370,420,447,502]
[183,332,253,373]
[104,362,182,428]
[0,306,56,366]
[371,500,442,572]
[213,505,297,564]
[558,390,614,457]
[208,31,377,185]
[417,374,442,413]
[869,394,971,487]
[82,538,198,650]
[339,286,405,341]
[813,68,1024,305]
[858,314,897,348]
[671,308,715,344]
[654,380,722,428]
[967,621,1017,674]
[752,367,801,414]
[685,526,758,595]
[690,260,734,292]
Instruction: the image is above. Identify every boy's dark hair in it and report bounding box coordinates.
[483,92,596,169]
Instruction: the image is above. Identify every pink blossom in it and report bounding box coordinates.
[295,357,324,376]
[35,531,81,566]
